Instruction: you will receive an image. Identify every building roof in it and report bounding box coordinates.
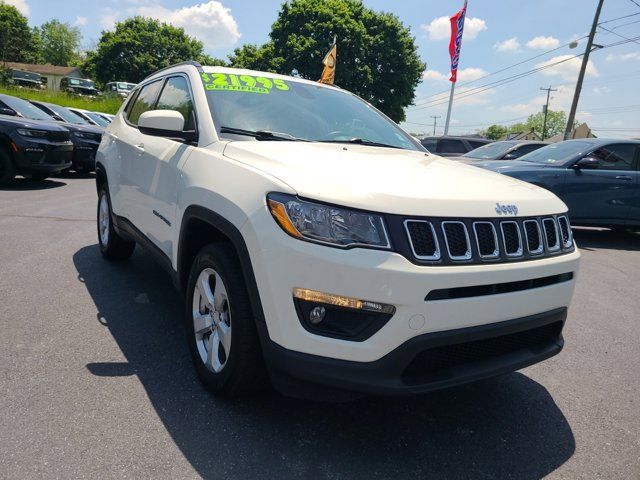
[3,62,81,76]
[500,130,542,141]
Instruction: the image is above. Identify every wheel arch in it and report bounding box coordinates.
[95,161,108,193]
[177,205,266,326]
[0,133,15,160]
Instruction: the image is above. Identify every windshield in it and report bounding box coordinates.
[83,111,109,127]
[203,72,421,151]
[117,82,135,91]
[47,104,89,124]
[463,141,516,159]
[520,141,593,164]
[1,96,53,121]
[68,78,96,89]
[13,71,41,82]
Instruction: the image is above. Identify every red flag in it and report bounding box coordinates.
[449,0,467,83]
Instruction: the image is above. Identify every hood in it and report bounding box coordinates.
[62,122,104,135]
[0,114,70,132]
[222,142,567,217]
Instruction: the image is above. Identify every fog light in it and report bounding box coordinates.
[309,306,326,324]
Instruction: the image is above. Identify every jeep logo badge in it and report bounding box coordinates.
[495,203,518,216]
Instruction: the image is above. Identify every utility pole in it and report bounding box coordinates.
[564,0,605,139]
[540,86,557,140]
[430,115,442,136]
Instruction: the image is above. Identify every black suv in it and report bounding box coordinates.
[420,135,492,157]
[31,100,103,173]
[0,112,72,185]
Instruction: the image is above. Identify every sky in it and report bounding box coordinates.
[11,0,640,138]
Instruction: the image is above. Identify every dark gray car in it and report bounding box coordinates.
[477,139,640,229]
[420,136,492,157]
[461,140,548,162]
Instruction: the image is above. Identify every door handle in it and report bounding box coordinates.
[134,143,145,152]
[615,175,633,181]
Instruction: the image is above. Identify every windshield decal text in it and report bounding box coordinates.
[201,73,289,94]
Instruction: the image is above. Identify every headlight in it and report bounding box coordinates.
[73,131,100,141]
[267,193,390,249]
[16,129,48,138]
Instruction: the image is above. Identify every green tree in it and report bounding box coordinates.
[481,124,509,140]
[522,110,569,139]
[229,0,425,122]
[0,3,39,63]
[35,20,82,66]
[82,17,214,84]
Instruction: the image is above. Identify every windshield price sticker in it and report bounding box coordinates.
[201,73,289,94]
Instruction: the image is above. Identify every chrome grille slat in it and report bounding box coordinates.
[523,220,543,255]
[441,221,472,260]
[473,222,499,258]
[500,221,523,257]
[404,220,441,260]
[543,218,560,251]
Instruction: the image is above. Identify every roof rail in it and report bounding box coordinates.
[142,60,203,81]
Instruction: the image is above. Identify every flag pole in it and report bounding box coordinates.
[443,81,455,135]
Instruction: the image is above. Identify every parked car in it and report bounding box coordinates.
[92,112,114,124]
[67,107,111,127]
[105,82,137,98]
[30,100,103,173]
[10,70,45,90]
[420,135,492,157]
[459,140,549,163]
[477,139,640,230]
[60,77,100,96]
[0,103,72,185]
[96,62,579,400]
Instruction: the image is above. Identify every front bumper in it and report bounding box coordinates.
[71,140,99,170]
[262,307,566,397]
[12,136,73,174]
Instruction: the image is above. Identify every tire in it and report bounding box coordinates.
[97,186,136,260]
[30,173,49,181]
[0,148,16,187]
[185,243,267,397]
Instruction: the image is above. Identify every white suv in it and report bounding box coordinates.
[95,61,580,399]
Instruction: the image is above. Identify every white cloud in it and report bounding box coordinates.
[423,67,488,83]
[606,52,640,62]
[134,1,240,49]
[3,0,29,15]
[421,16,487,41]
[494,37,520,52]
[100,8,119,30]
[526,36,560,49]
[74,16,87,27]
[535,54,598,81]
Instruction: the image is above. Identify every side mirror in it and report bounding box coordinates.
[573,157,600,169]
[0,108,17,116]
[138,110,196,142]
[503,153,517,160]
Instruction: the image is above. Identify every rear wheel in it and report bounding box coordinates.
[97,186,135,260]
[185,243,267,396]
[0,148,16,187]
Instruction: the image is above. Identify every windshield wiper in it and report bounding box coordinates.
[219,126,309,142]
[318,138,401,149]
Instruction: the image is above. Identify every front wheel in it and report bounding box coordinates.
[97,187,135,260]
[30,173,49,181]
[185,243,267,396]
[0,148,16,186]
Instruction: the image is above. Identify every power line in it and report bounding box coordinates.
[599,24,640,45]
[598,11,640,24]
[628,0,640,8]
[411,36,588,107]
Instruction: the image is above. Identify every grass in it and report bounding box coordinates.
[0,85,123,114]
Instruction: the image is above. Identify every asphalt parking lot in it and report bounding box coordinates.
[0,175,639,479]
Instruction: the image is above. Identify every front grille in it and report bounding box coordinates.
[46,131,71,142]
[402,215,573,266]
[402,321,563,385]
